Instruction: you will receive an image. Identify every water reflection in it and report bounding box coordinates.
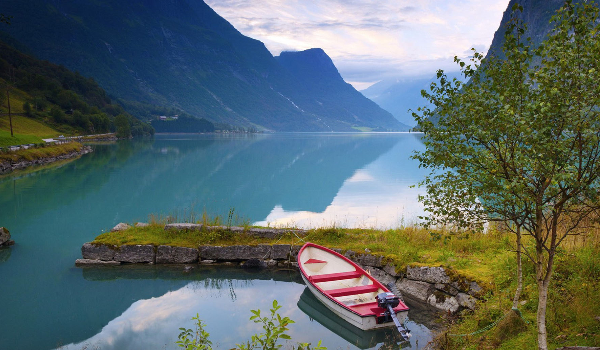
[0,133,431,349]
[58,267,436,350]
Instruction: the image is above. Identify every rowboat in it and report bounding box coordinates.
[297,242,410,339]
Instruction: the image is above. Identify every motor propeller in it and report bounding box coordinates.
[376,292,411,341]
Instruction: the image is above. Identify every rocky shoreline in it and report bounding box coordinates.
[0,145,93,175]
[77,222,483,314]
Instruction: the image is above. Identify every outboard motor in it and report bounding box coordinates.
[376,292,411,341]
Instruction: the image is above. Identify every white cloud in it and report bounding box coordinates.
[205,0,510,87]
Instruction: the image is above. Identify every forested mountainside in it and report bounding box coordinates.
[0,39,153,137]
[0,0,406,132]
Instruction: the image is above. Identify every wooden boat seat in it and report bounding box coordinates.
[304,258,327,264]
[309,270,363,283]
[327,284,380,297]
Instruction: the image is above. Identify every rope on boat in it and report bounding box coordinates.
[448,307,528,337]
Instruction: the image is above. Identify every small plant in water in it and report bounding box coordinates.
[176,300,326,350]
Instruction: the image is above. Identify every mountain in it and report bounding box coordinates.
[276,49,409,131]
[0,39,153,137]
[487,0,597,58]
[361,73,464,127]
[0,0,406,132]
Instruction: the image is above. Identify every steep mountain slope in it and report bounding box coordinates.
[276,49,409,131]
[487,0,597,57]
[0,0,404,131]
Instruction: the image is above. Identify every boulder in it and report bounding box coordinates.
[205,225,244,233]
[75,259,121,266]
[81,243,116,261]
[369,267,397,286]
[468,281,484,297]
[356,254,383,268]
[456,292,477,310]
[114,245,155,263]
[396,279,434,303]
[156,246,199,264]
[164,223,203,231]
[427,292,460,313]
[111,223,131,232]
[0,227,10,246]
[135,222,149,227]
[247,228,285,239]
[199,245,271,260]
[199,259,215,264]
[407,266,450,284]
[271,244,292,260]
[435,283,460,296]
[383,263,402,277]
[242,258,267,268]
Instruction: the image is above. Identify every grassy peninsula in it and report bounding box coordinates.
[91,217,600,349]
[0,142,84,163]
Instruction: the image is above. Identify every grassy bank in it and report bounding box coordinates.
[92,216,600,349]
[0,142,84,163]
[0,115,62,147]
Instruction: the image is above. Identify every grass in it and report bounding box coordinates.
[0,142,83,163]
[91,214,600,349]
[0,114,62,147]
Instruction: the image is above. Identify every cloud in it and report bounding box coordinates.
[205,0,511,87]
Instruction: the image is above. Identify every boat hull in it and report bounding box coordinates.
[301,273,408,330]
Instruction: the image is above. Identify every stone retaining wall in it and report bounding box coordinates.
[77,223,483,314]
[0,146,93,175]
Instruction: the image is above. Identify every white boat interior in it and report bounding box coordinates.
[299,245,384,312]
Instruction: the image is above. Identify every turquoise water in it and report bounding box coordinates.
[0,133,434,349]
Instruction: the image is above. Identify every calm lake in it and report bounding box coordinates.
[0,133,437,350]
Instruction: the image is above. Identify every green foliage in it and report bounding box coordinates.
[0,39,153,136]
[114,113,131,139]
[176,300,326,350]
[176,314,212,350]
[413,1,600,348]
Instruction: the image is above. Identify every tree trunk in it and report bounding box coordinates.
[537,277,549,350]
[7,88,13,137]
[512,224,523,309]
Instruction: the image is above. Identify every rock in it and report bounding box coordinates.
[456,292,477,310]
[156,246,199,264]
[0,227,11,246]
[468,281,484,297]
[114,245,155,263]
[81,243,117,261]
[205,225,245,233]
[199,245,271,260]
[290,245,302,258]
[407,265,450,284]
[183,265,194,273]
[383,263,402,277]
[164,223,203,231]
[199,260,215,264]
[344,250,357,261]
[396,279,434,302]
[242,258,267,268]
[135,222,149,227]
[369,267,397,286]
[265,259,278,267]
[356,254,383,268]
[427,292,460,313]
[111,223,131,232]
[247,228,286,239]
[75,259,121,266]
[435,283,459,296]
[271,244,292,260]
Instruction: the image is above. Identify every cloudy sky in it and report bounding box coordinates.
[204,0,511,89]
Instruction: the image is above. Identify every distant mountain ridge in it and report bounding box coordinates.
[0,0,406,132]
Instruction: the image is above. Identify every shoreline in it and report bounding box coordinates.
[0,144,93,175]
